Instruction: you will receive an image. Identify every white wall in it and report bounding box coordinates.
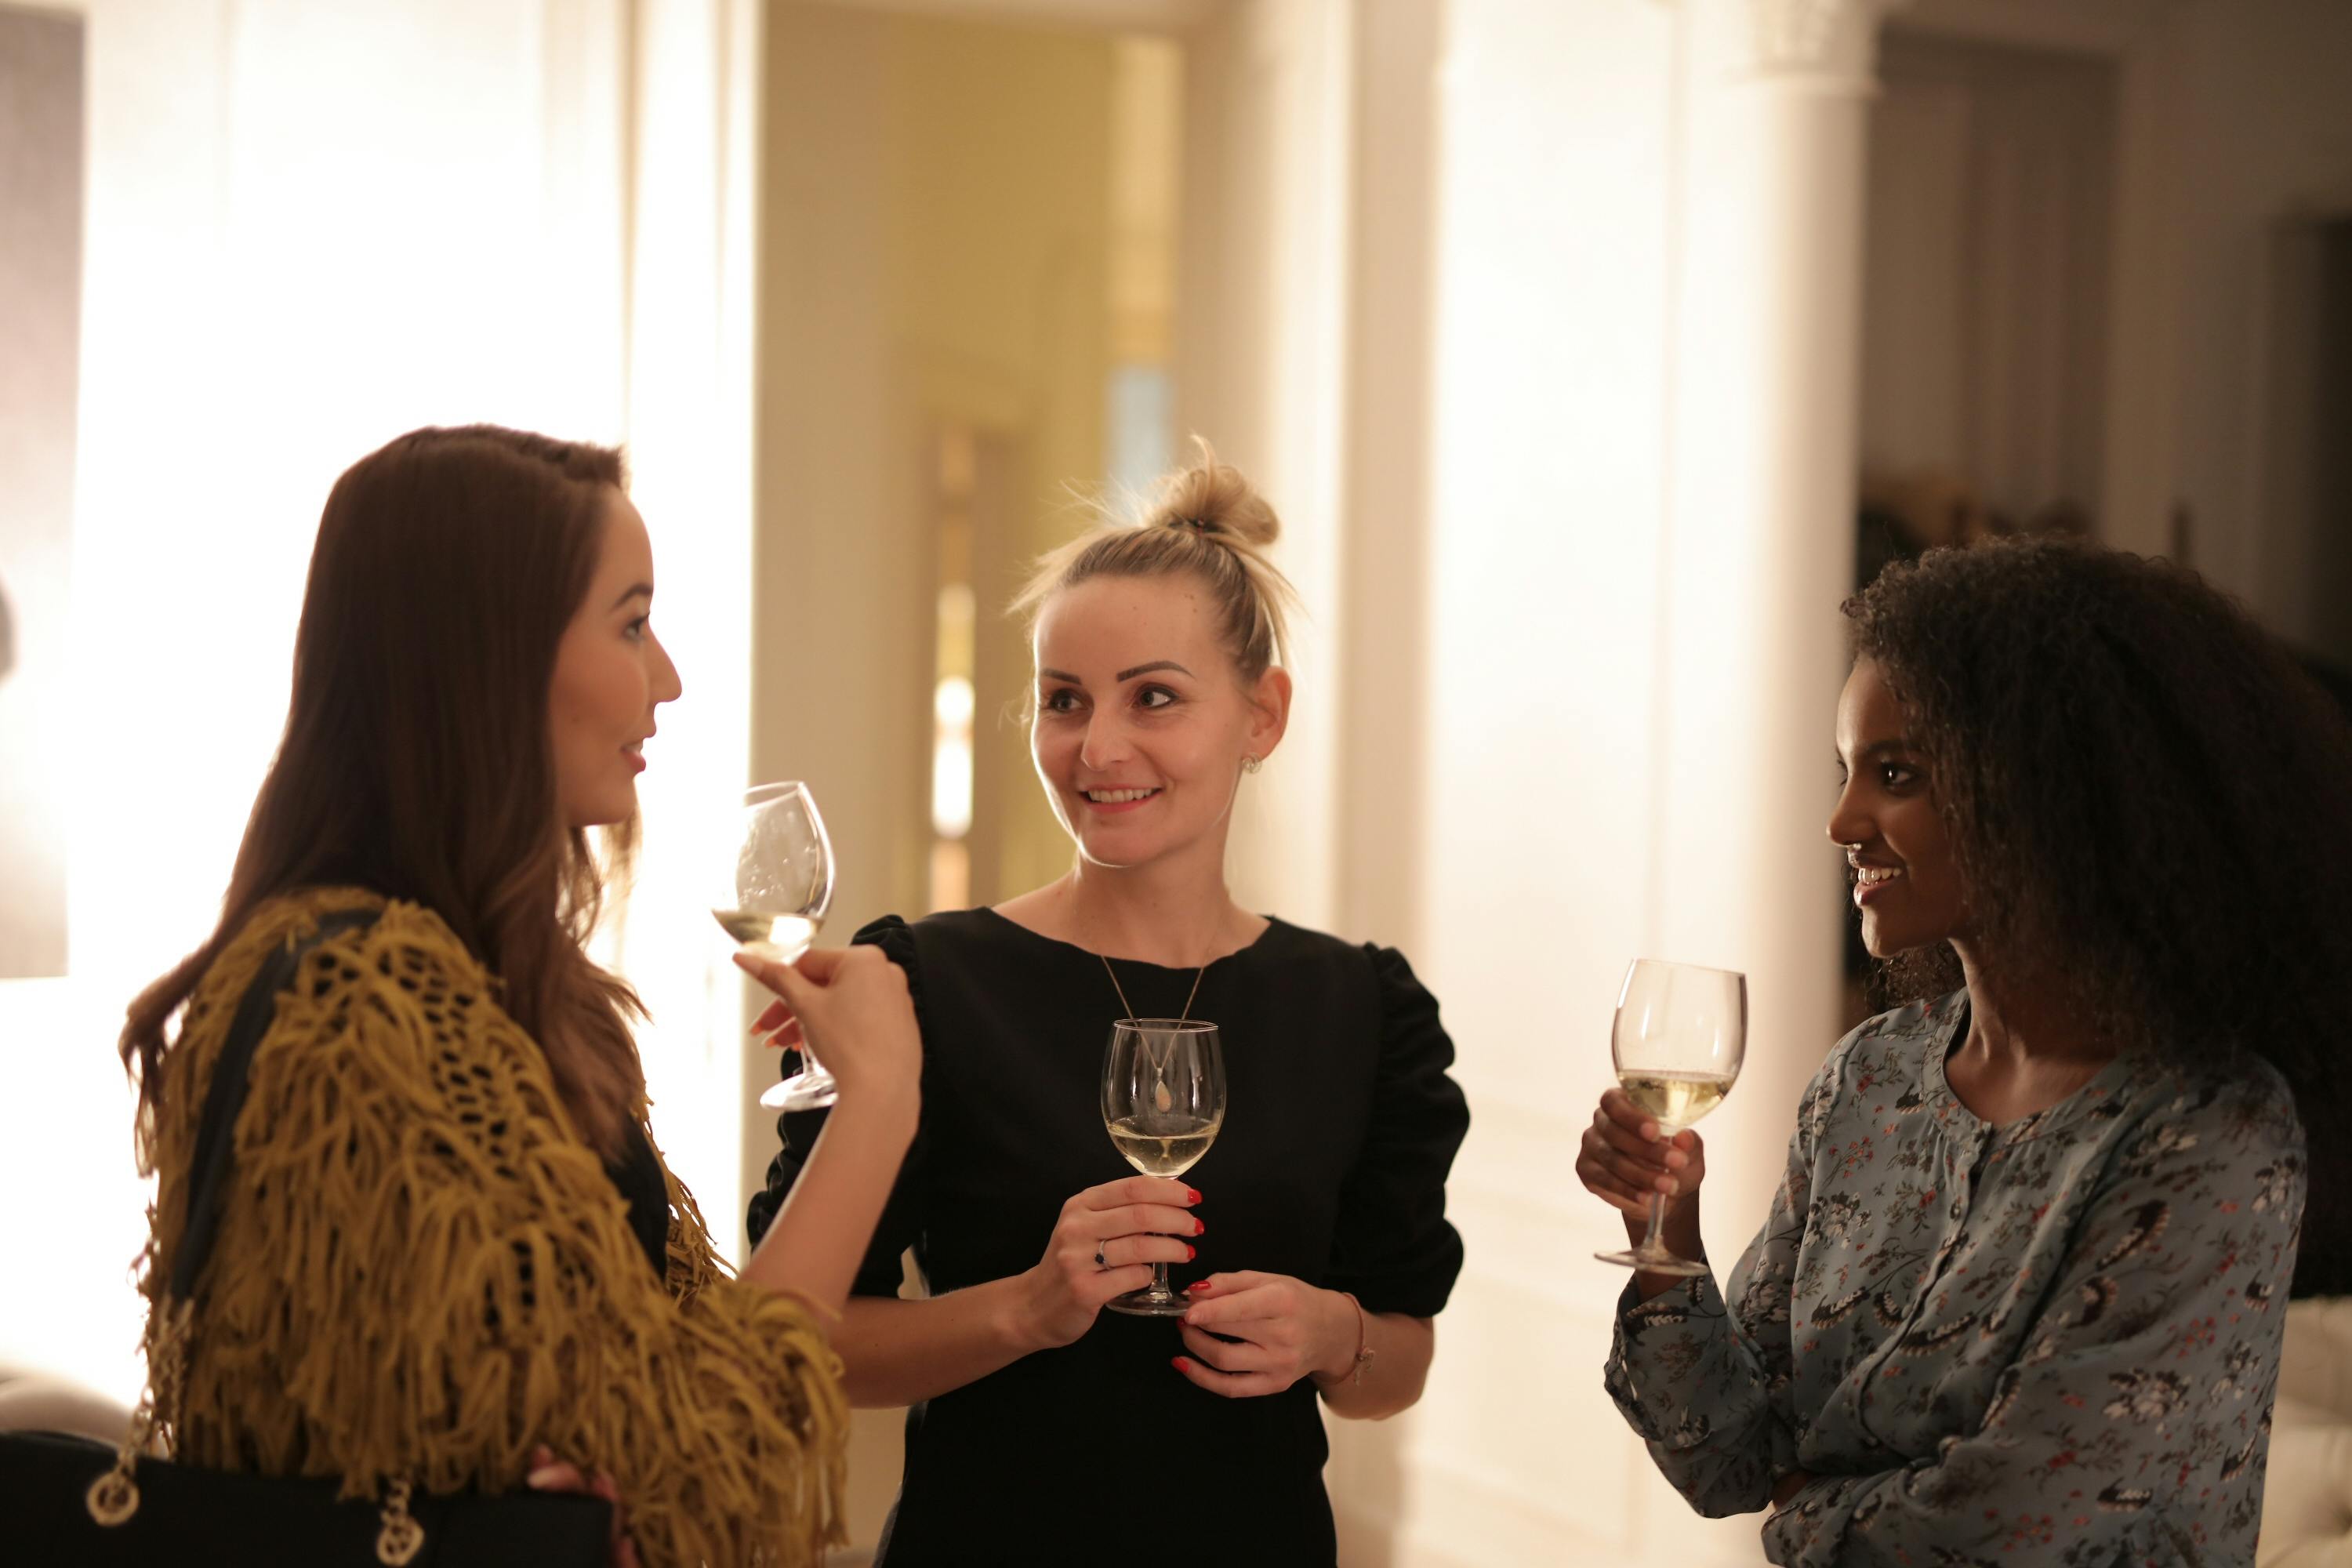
[1318,0,1877,1559]
[1178,0,1356,938]
[0,0,756,1403]
[1301,0,1851,1559]
[1406,0,1693,1553]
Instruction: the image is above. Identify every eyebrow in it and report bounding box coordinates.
[1835,738,1916,767]
[1838,739,1915,769]
[610,583,652,610]
[1035,660,1196,685]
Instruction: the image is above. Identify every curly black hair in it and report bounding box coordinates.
[1845,536,2352,1296]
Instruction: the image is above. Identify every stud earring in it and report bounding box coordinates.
[1241,756,1262,775]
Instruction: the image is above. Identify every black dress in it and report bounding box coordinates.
[746,908,1471,1566]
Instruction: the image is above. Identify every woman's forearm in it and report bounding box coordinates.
[1312,1308,1435,1421]
[740,1093,916,1319]
[832,1276,1053,1407]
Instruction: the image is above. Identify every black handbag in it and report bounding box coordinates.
[0,909,613,1565]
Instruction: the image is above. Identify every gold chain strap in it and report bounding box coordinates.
[83,1296,189,1526]
[83,1292,426,1565]
[376,1477,425,1565]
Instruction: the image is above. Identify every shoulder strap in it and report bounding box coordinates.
[170,907,383,1301]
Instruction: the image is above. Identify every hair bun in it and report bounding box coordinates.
[1146,438,1281,550]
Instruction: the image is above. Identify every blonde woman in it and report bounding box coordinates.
[749,448,1470,1564]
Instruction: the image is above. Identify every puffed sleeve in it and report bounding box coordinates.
[747,913,927,1299]
[1323,946,1472,1317]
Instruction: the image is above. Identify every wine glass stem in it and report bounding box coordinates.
[1149,1261,1171,1301]
[1638,1190,1671,1258]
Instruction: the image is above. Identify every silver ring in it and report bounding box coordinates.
[1094,1245,1107,1269]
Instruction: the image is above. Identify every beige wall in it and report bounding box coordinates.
[752,2,1120,942]
[1894,0,2352,660]
[752,5,1130,1549]
[0,5,81,982]
[2166,0,2352,646]
[1862,31,2118,525]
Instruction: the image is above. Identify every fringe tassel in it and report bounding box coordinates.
[143,889,850,1567]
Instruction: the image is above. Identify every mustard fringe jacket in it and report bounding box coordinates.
[140,888,848,1567]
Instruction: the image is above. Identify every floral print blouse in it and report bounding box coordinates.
[1604,993,2305,1566]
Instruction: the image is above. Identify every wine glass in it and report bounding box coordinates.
[710,782,839,1112]
[1101,1018,1225,1316]
[1595,958,1747,1278]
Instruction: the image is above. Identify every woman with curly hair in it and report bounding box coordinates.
[1580,537,2351,1564]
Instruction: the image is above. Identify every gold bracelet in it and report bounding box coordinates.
[1340,1290,1374,1388]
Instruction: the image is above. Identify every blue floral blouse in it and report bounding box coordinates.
[1604,993,2306,1566]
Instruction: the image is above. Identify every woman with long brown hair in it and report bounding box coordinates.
[121,425,917,1567]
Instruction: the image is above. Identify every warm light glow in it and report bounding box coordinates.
[931,676,976,839]
[0,0,750,1400]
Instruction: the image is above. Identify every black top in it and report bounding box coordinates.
[607,1121,670,1282]
[746,908,1470,1566]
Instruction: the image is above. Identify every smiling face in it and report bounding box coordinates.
[1030,572,1289,871]
[1828,659,1968,959]
[548,492,683,829]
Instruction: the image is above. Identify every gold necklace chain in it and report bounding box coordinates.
[1099,950,1210,1024]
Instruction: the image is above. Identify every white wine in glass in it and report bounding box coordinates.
[1595,958,1746,1279]
[710,782,840,1112]
[1102,1018,1225,1317]
[712,910,824,955]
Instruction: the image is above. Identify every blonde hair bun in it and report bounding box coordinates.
[1013,437,1299,679]
[1148,439,1282,551]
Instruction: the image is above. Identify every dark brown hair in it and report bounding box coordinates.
[123,425,647,1160]
[1846,537,2352,1292]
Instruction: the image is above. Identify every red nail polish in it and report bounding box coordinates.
[1187,1187,1202,1204]
[1186,1279,1211,1294]
[1193,1218,1206,1236]
[1171,1356,1189,1371]
[1185,1244,1196,1261]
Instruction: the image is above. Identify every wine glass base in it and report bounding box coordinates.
[1594,1247,1709,1277]
[1103,1290,1192,1318]
[760,1073,840,1112]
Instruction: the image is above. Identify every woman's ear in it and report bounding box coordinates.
[1246,666,1292,763]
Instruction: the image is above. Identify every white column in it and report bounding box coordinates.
[612,0,764,1249]
[1655,0,1906,1286]
[1175,0,1356,936]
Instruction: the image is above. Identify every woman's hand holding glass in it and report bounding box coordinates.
[1016,1176,1203,1349]
[735,946,920,1116]
[1578,1088,1709,1254]
[1171,1270,1357,1398]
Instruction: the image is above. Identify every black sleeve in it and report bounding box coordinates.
[744,913,927,1298]
[1323,945,1471,1318]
